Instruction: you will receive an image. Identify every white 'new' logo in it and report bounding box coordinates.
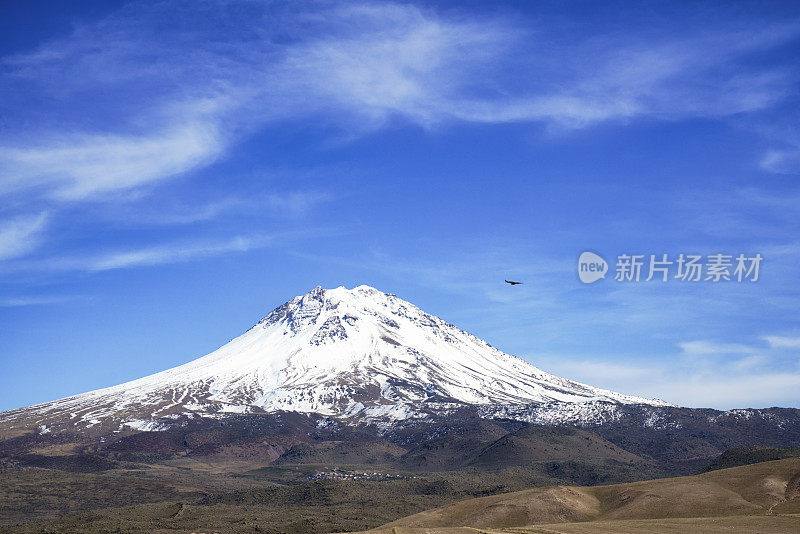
[578,251,607,284]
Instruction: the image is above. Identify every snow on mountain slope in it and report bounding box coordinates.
[1,285,668,433]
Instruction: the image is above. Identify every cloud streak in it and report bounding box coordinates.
[0,235,271,273]
[3,223,345,274]
[763,335,800,349]
[1,1,797,202]
[760,132,800,175]
[102,191,334,226]
[0,295,82,307]
[85,236,261,271]
[539,337,800,409]
[0,123,223,200]
[0,213,49,261]
[679,340,760,356]
[62,236,272,272]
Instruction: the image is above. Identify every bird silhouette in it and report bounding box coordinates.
[504,280,523,285]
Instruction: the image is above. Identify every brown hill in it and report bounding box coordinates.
[701,445,800,472]
[374,458,800,532]
[470,425,646,467]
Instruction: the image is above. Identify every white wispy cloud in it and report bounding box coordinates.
[7,224,345,274]
[650,371,800,408]
[536,358,655,382]
[105,191,333,226]
[263,191,335,218]
[751,109,800,175]
[0,295,82,307]
[150,198,248,225]
[763,335,800,349]
[679,340,760,356]
[0,212,49,260]
[0,1,796,202]
[83,236,266,272]
[761,142,800,175]
[0,235,271,273]
[539,345,800,409]
[0,122,223,200]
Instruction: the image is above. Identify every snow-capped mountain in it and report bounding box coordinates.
[1,285,667,433]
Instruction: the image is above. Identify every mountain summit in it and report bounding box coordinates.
[2,285,666,433]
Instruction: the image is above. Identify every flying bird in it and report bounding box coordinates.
[504,280,523,285]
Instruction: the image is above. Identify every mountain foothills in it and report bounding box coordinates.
[1,286,799,533]
[368,458,800,534]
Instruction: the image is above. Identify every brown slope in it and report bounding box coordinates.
[470,425,645,467]
[701,445,800,472]
[379,458,800,529]
[399,419,512,471]
[385,515,800,534]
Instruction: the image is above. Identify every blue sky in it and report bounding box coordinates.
[1,0,800,411]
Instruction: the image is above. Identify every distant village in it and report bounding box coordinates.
[308,469,415,481]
